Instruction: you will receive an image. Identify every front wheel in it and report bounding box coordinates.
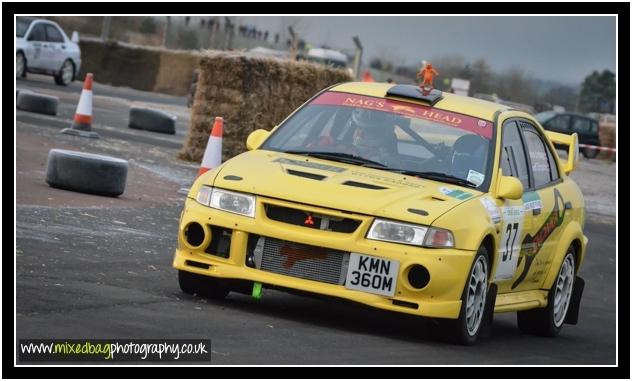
[54,59,74,86]
[178,270,229,300]
[517,249,575,336]
[443,247,489,345]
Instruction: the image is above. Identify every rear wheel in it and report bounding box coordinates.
[54,59,74,86]
[582,147,598,159]
[443,247,489,345]
[178,270,229,299]
[16,52,26,78]
[517,249,575,336]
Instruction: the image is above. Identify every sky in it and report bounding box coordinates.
[238,16,616,86]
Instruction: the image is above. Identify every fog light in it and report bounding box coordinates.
[407,264,430,289]
[184,222,206,248]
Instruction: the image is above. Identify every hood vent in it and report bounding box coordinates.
[342,181,388,190]
[287,169,326,181]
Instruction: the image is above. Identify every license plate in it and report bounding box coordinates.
[345,253,399,297]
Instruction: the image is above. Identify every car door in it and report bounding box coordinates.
[495,120,532,291]
[512,119,565,291]
[44,23,66,72]
[24,22,47,69]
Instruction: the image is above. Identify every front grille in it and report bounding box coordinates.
[250,236,349,285]
[264,204,360,233]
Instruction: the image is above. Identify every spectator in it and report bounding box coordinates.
[275,33,279,44]
[264,30,269,41]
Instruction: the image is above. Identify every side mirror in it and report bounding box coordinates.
[246,129,270,150]
[497,175,524,200]
[71,31,80,43]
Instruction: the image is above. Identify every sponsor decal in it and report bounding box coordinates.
[466,169,485,187]
[349,170,424,188]
[522,191,542,212]
[511,188,566,289]
[480,197,501,224]
[439,186,473,200]
[274,157,346,173]
[311,92,494,139]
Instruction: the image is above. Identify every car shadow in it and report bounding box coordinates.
[174,286,523,346]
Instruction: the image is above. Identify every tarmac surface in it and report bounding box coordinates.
[15,74,618,365]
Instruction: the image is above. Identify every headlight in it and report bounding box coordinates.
[367,218,454,248]
[195,186,256,218]
[367,219,428,246]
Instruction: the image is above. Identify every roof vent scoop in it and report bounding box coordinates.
[386,85,443,106]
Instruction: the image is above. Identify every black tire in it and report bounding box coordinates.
[16,51,26,78]
[582,147,598,159]
[54,59,75,86]
[129,107,176,134]
[16,88,32,100]
[517,248,576,337]
[178,270,229,299]
[17,92,59,116]
[443,246,490,345]
[45,149,128,197]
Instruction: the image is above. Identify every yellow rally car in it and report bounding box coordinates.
[173,82,587,344]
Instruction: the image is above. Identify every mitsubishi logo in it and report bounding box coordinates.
[304,213,314,226]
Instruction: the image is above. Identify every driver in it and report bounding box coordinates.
[349,108,398,165]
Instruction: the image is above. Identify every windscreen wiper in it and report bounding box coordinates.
[376,169,478,188]
[283,150,387,168]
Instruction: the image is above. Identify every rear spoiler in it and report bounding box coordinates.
[545,130,579,174]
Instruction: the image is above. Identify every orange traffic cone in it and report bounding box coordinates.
[198,117,223,177]
[61,73,99,138]
[362,70,374,82]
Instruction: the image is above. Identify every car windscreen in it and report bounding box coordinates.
[262,91,495,189]
[16,17,33,37]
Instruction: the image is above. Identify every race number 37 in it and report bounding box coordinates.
[503,223,519,261]
[495,206,524,281]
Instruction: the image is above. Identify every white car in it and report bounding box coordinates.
[16,17,81,86]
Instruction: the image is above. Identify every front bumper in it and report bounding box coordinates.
[173,196,476,319]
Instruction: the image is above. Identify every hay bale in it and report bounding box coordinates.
[153,50,202,96]
[178,51,352,163]
[78,39,161,91]
[597,123,616,162]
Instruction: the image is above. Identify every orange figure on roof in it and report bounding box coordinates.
[417,63,439,89]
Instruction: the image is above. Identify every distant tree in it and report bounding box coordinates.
[369,58,383,71]
[395,65,417,79]
[459,63,472,80]
[578,70,615,113]
[469,59,493,95]
[139,17,157,34]
[542,85,579,112]
[496,66,537,105]
[429,55,466,90]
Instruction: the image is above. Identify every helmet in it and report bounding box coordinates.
[351,108,396,153]
[351,108,391,129]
